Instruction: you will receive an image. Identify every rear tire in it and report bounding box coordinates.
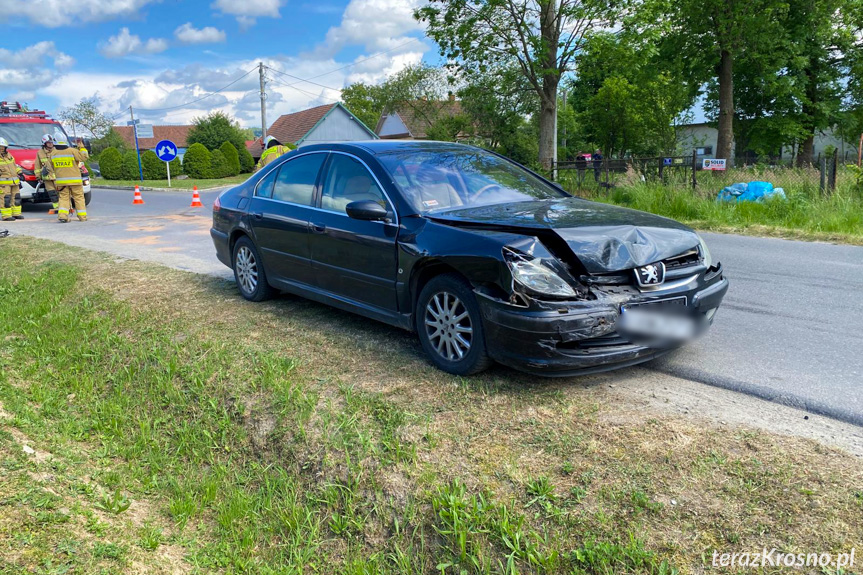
[233,236,275,302]
[416,273,493,375]
[84,191,91,206]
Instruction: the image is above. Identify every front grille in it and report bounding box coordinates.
[557,332,632,351]
[662,248,700,270]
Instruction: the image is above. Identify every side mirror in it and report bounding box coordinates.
[346,200,390,222]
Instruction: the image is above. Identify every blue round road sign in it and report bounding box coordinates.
[155,140,178,162]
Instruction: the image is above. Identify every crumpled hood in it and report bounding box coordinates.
[426,197,701,273]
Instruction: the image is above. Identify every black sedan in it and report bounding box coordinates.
[211,141,728,376]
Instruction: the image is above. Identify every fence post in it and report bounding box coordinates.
[658,157,664,182]
[691,151,697,190]
[819,156,827,194]
[829,149,838,193]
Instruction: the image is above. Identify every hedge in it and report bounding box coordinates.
[98,147,123,180]
[182,143,212,179]
[219,142,241,177]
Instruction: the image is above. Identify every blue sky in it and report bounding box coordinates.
[0,0,431,129]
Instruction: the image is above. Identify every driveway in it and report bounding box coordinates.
[7,187,863,425]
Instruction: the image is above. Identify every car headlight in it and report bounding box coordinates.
[505,251,576,298]
[698,236,713,268]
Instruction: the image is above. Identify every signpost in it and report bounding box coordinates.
[703,158,727,171]
[155,139,178,187]
[126,113,143,181]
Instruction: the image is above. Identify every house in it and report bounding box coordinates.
[114,125,193,156]
[676,122,859,163]
[256,103,377,156]
[375,98,468,140]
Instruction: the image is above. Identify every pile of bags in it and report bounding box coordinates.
[717,181,786,202]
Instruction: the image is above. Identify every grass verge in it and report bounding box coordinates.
[91,175,250,190]
[562,167,863,244]
[1,237,862,574]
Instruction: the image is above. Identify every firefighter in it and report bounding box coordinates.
[255,136,293,170]
[35,134,61,214]
[0,138,23,222]
[51,136,87,223]
[75,137,90,161]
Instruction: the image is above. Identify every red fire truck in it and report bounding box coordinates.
[0,101,91,206]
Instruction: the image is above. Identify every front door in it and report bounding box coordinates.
[248,152,327,288]
[308,153,399,312]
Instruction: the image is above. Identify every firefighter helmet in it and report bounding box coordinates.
[42,134,54,145]
[0,137,8,148]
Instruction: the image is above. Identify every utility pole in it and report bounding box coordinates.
[129,106,143,182]
[259,62,267,141]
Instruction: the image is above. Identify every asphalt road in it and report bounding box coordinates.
[6,187,863,425]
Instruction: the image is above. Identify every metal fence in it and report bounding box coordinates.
[553,149,849,196]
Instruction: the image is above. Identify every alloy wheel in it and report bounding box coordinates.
[424,291,473,361]
[235,246,259,294]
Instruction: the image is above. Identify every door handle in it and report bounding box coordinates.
[251,212,263,220]
[311,223,326,233]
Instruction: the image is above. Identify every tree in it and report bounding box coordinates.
[219,142,241,176]
[183,143,212,179]
[648,0,788,163]
[238,145,255,173]
[92,128,127,156]
[341,82,388,130]
[98,147,124,180]
[417,0,618,169]
[187,111,247,152]
[58,97,113,138]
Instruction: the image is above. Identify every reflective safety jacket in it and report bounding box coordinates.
[256,145,291,170]
[35,148,55,181]
[0,152,21,186]
[50,147,86,187]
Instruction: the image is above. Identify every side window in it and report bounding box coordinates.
[272,153,326,205]
[255,168,278,198]
[320,154,389,214]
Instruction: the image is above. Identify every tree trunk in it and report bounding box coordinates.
[537,0,560,171]
[716,49,735,164]
[538,89,558,171]
[797,135,815,167]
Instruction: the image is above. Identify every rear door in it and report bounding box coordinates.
[308,153,399,312]
[248,152,327,287]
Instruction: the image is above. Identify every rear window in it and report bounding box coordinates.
[0,122,67,148]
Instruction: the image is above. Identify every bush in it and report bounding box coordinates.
[210,149,230,179]
[141,150,167,179]
[238,145,255,173]
[98,147,123,180]
[182,143,212,179]
[121,150,141,180]
[169,157,181,177]
[219,141,241,176]
[91,128,127,156]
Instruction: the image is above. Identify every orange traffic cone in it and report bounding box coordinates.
[190,186,203,208]
[132,185,145,205]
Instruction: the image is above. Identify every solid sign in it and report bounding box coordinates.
[126,119,140,126]
[155,140,178,162]
[703,158,727,171]
[136,124,154,139]
[663,158,673,166]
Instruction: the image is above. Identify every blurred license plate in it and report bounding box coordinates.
[619,306,695,340]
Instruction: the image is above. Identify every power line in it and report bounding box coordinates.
[264,65,341,92]
[134,67,258,112]
[266,76,340,103]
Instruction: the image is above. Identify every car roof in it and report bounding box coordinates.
[297,140,482,156]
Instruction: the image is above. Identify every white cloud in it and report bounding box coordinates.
[0,0,158,27]
[99,27,168,58]
[0,41,74,89]
[320,0,426,57]
[174,23,226,44]
[212,0,283,27]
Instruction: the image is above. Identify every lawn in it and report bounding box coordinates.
[1,237,862,574]
[91,174,250,190]
[561,166,863,244]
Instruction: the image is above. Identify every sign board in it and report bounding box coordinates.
[663,158,673,166]
[136,124,154,139]
[155,140,178,162]
[703,158,727,171]
[126,119,140,126]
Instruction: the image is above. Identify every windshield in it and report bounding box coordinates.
[376,148,568,213]
[0,122,68,148]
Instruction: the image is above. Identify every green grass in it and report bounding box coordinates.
[91,174,250,189]
[1,237,862,574]
[561,166,863,244]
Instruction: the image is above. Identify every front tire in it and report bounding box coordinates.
[233,236,275,302]
[416,273,493,375]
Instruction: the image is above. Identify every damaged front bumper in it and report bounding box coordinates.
[476,264,728,376]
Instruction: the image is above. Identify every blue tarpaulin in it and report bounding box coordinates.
[717,181,786,202]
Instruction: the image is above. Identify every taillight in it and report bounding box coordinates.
[213,195,221,212]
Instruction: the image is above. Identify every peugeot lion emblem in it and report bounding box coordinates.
[635,262,666,287]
